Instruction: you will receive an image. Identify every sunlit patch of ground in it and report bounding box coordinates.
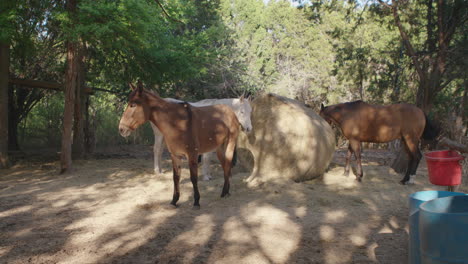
[1,147,466,264]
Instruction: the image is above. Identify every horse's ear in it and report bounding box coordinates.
[129,82,136,91]
[245,91,252,101]
[136,80,144,94]
[321,103,325,110]
[239,94,245,102]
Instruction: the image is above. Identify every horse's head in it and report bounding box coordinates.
[319,103,333,125]
[233,94,253,133]
[118,81,151,137]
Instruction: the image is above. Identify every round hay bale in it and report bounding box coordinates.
[237,93,335,183]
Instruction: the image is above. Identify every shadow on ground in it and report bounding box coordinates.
[1,146,463,264]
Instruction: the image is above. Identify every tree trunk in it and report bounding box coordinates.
[7,109,19,151]
[84,96,96,154]
[60,40,79,173]
[60,0,79,174]
[0,42,9,168]
[72,48,86,159]
[390,44,403,103]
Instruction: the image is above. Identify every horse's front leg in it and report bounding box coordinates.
[350,140,363,182]
[170,154,182,207]
[188,155,201,209]
[218,139,236,197]
[343,144,353,177]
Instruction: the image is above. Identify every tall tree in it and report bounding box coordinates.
[0,42,9,168]
[60,0,81,173]
[0,0,16,168]
[377,0,467,112]
[72,45,87,158]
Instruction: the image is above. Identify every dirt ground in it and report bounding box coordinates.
[1,145,467,264]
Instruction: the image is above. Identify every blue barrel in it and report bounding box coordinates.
[408,191,465,264]
[419,195,468,264]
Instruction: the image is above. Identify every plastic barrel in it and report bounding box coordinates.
[408,191,466,264]
[419,195,468,264]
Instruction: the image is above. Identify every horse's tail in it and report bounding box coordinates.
[422,114,439,140]
[232,147,237,167]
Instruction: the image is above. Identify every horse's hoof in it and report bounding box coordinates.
[193,205,200,210]
[170,202,179,208]
[355,177,362,183]
[221,192,230,198]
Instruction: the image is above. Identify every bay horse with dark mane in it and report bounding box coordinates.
[320,100,438,184]
[118,81,240,208]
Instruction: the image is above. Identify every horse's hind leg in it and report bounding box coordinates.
[170,154,182,207]
[343,144,353,177]
[217,140,235,198]
[349,140,363,182]
[216,147,229,197]
[400,137,422,185]
[188,154,201,208]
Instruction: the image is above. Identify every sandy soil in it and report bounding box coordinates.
[1,146,466,264]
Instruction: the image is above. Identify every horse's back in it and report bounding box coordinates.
[341,102,425,142]
[191,104,240,152]
[194,104,239,128]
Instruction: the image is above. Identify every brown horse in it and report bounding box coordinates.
[320,100,438,184]
[118,81,240,208]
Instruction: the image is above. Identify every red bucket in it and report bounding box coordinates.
[424,150,464,186]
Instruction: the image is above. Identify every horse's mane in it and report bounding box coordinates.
[144,89,160,98]
[338,100,364,110]
[344,100,364,106]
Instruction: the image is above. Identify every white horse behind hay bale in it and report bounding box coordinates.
[237,93,335,183]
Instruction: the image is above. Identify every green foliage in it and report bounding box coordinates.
[20,92,64,148]
[0,0,17,42]
[7,0,467,150]
[91,92,154,146]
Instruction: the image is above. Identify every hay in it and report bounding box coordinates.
[237,93,335,183]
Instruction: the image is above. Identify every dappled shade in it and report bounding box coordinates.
[237,93,335,183]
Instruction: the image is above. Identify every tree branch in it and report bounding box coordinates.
[438,137,468,153]
[153,0,184,24]
[377,0,426,79]
[376,0,392,9]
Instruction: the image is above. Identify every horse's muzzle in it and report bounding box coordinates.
[241,125,253,133]
[119,125,132,138]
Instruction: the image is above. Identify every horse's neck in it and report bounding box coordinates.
[328,107,345,125]
[147,93,186,134]
[146,92,183,126]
